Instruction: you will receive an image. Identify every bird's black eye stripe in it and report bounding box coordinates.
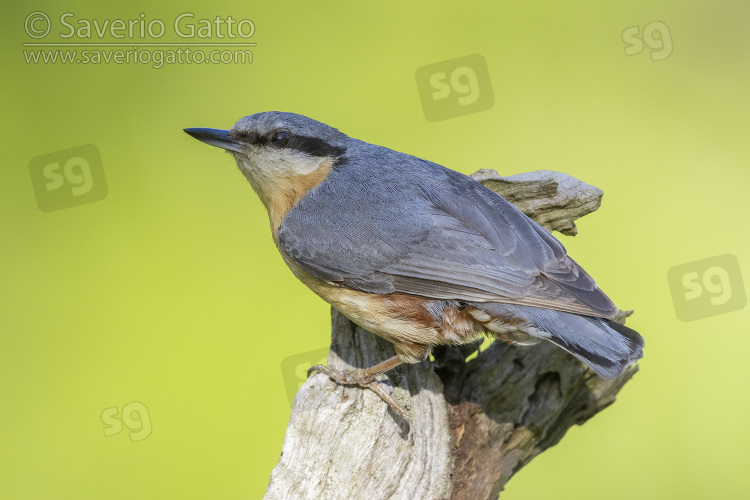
[232,130,345,158]
[289,136,346,158]
[229,130,260,144]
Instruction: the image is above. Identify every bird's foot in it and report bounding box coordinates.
[307,364,410,434]
[307,364,375,385]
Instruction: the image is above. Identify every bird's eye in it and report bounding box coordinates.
[270,131,291,147]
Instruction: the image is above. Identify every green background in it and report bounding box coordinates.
[2,1,749,498]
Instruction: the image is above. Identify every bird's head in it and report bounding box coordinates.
[185,112,348,217]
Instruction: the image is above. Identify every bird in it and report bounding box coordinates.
[184,111,644,432]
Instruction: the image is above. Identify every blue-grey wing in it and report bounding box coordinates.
[278,155,617,318]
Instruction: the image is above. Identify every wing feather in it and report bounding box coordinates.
[278,151,618,319]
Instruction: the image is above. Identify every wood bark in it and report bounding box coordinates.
[264,169,638,500]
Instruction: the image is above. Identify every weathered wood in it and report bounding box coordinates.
[469,169,603,236]
[264,169,638,500]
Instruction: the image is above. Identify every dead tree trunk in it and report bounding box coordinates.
[264,170,639,500]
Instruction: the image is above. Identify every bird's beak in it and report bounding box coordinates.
[184,128,245,154]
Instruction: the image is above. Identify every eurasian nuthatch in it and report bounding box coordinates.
[185,112,644,430]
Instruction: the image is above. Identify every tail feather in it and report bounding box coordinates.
[471,303,644,379]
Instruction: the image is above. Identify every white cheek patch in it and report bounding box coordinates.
[279,150,327,176]
[241,148,323,178]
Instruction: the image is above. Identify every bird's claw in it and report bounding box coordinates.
[306,364,410,434]
[306,364,327,379]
